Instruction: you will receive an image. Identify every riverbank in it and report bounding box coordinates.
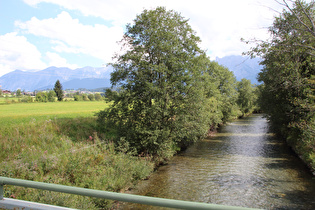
[255,114,315,176]
[0,102,154,209]
[287,135,315,176]
[120,114,315,209]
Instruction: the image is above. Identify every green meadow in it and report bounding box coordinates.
[0,101,154,209]
[0,97,19,104]
[0,101,108,127]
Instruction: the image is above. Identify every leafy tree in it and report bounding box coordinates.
[54,80,64,101]
[104,88,119,102]
[74,95,82,101]
[98,7,211,159]
[236,78,255,116]
[16,89,22,97]
[36,92,47,102]
[82,94,89,101]
[88,94,95,101]
[94,93,102,101]
[206,61,239,122]
[47,90,56,102]
[248,0,315,168]
[196,58,240,127]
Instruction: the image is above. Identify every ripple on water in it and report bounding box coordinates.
[121,114,315,209]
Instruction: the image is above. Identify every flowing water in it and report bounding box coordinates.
[121,114,315,209]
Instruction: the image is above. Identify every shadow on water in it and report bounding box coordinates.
[277,190,315,210]
[120,114,315,209]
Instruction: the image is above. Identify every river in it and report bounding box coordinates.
[121,114,315,209]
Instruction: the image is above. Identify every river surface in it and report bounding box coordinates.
[121,114,315,209]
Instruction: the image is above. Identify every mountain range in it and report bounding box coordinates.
[216,55,262,84]
[0,66,112,91]
[0,55,263,91]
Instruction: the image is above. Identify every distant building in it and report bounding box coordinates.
[2,90,11,94]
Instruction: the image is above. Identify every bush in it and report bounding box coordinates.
[73,95,82,101]
[36,92,47,102]
[82,94,89,101]
[47,90,56,102]
[0,117,154,209]
[94,93,103,101]
[21,96,34,103]
[88,94,95,101]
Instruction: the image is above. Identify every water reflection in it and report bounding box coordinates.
[121,114,315,209]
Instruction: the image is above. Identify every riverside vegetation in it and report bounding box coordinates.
[97,7,260,165]
[98,2,314,174]
[0,101,154,209]
[1,1,314,209]
[247,0,315,173]
[0,8,259,209]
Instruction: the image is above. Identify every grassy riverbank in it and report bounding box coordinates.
[0,101,154,209]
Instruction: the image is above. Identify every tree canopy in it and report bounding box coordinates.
[98,7,212,159]
[236,78,256,116]
[249,0,315,170]
[98,7,259,161]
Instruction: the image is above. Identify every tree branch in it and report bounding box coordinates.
[296,0,315,32]
[282,0,315,37]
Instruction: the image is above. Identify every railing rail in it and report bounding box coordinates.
[0,176,259,210]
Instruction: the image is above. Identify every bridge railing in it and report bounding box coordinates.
[0,176,258,210]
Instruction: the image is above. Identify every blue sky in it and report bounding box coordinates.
[0,0,288,77]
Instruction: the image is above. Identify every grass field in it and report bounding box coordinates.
[0,101,154,209]
[0,101,109,127]
[0,97,20,104]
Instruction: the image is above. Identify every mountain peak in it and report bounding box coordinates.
[216,55,262,84]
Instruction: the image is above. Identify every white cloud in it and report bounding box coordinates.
[0,32,47,76]
[174,0,281,59]
[22,0,44,7]
[21,0,287,59]
[1,0,291,77]
[23,0,146,26]
[15,11,124,63]
[51,40,83,54]
[45,52,78,69]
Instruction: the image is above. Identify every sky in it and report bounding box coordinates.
[0,0,288,77]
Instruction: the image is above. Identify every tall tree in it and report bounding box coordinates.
[16,89,22,97]
[98,7,211,159]
[236,78,255,116]
[201,59,239,125]
[248,0,315,169]
[54,80,64,101]
[207,61,239,123]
